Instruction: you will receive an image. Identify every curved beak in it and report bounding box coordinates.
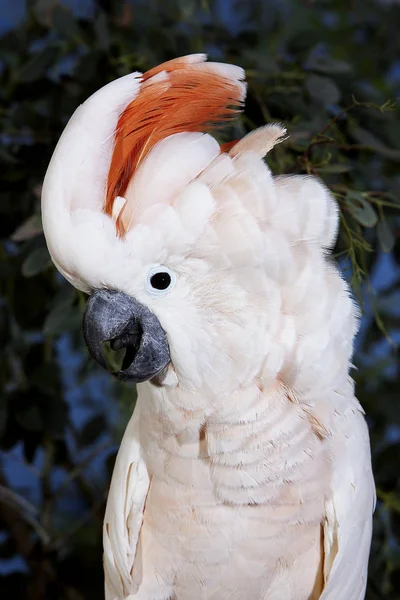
[83,289,170,383]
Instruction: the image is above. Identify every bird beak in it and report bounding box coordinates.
[82,289,170,383]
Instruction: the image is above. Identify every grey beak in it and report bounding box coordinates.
[83,289,170,383]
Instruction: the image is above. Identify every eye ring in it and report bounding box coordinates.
[146,265,176,296]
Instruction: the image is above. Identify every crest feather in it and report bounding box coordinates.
[105,55,246,233]
[229,124,287,158]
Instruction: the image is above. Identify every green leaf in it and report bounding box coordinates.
[318,164,353,173]
[52,5,79,38]
[77,414,107,447]
[15,405,43,432]
[41,395,69,436]
[305,74,341,105]
[33,0,57,24]
[376,290,400,316]
[305,55,352,75]
[0,147,20,164]
[43,298,80,336]
[385,119,400,149]
[242,50,279,73]
[74,53,100,82]
[18,47,56,83]
[94,12,110,50]
[346,191,378,227]
[350,126,400,161]
[0,403,7,437]
[30,363,60,395]
[178,0,197,19]
[11,215,43,242]
[22,247,52,277]
[377,219,395,253]
[384,191,400,205]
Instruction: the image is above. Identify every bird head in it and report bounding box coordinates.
[42,54,355,399]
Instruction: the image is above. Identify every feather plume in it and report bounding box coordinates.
[106,55,246,234]
[229,123,287,157]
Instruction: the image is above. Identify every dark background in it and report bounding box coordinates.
[0,0,399,598]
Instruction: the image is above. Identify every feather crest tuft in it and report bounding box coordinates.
[105,55,246,233]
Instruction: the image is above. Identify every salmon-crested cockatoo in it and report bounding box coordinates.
[41,55,375,600]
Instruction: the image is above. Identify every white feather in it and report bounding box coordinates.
[122,132,220,230]
[42,71,142,288]
[320,395,375,599]
[41,55,374,600]
[229,123,287,157]
[104,400,150,600]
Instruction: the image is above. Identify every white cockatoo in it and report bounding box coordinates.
[41,55,375,600]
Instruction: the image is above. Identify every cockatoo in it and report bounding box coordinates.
[41,54,375,600]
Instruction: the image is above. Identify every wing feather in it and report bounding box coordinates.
[321,396,375,600]
[103,399,150,600]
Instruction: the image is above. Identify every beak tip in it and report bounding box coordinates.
[83,289,171,384]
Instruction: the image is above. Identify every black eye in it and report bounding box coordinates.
[147,266,176,295]
[150,272,172,290]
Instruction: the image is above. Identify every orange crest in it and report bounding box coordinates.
[105,55,245,233]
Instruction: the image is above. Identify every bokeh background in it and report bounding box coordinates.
[1,0,399,598]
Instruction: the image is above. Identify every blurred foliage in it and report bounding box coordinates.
[0,0,399,598]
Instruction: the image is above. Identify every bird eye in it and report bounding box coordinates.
[151,272,171,290]
[147,266,176,296]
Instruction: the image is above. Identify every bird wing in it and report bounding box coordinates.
[320,395,375,600]
[103,399,150,600]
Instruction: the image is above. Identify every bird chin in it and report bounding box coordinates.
[150,363,178,388]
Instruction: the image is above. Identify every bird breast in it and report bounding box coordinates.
[134,382,331,599]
